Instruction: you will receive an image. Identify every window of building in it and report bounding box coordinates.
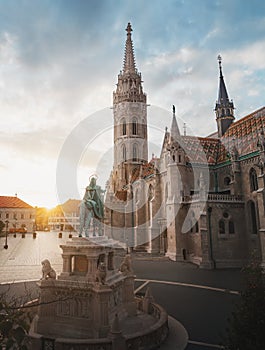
[122,145,126,161]
[6,213,9,219]
[133,144,138,161]
[224,177,231,186]
[249,168,258,192]
[229,220,235,234]
[248,200,258,234]
[132,118,137,135]
[122,119,126,135]
[21,213,24,219]
[219,220,225,234]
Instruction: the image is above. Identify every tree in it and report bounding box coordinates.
[0,285,34,349]
[224,258,265,349]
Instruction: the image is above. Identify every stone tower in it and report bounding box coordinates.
[112,22,148,191]
[215,55,235,137]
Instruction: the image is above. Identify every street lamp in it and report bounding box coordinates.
[4,220,9,249]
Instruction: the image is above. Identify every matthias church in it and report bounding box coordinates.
[105,23,265,269]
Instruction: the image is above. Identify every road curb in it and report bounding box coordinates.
[160,315,189,350]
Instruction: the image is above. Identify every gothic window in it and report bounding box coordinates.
[248,200,258,234]
[224,177,231,186]
[122,119,126,135]
[133,144,138,161]
[122,145,126,161]
[229,220,235,234]
[249,168,258,192]
[219,220,225,234]
[178,154,181,163]
[132,118,137,135]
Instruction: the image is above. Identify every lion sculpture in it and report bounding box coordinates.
[95,262,106,284]
[41,259,56,280]
[119,254,132,275]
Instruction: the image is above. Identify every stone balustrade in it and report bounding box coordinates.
[182,193,244,203]
[207,194,244,202]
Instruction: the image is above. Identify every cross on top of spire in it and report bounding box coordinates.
[126,22,133,35]
[218,54,223,78]
[123,22,136,74]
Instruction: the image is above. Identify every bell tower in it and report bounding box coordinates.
[215,55,235,137]
[112,23,148,191]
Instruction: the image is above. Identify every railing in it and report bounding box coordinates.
[208,194,244,202]
[182,193,244,203]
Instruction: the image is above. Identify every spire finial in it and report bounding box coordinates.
[217,54,223,77]
[123,22,136,73]
[126,22,133,35]
[173,105,175,115]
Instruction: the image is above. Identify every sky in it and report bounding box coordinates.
[1,0,265,208]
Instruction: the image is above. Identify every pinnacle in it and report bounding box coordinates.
[123,22,137,74]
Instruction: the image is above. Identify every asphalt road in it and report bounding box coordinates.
[132,259,243,349]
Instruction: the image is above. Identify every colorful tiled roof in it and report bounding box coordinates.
[182,136,220,164]
[0,196,33,209]
[219,106,265,161]
[181,106,265,165]
[130,162,156,183]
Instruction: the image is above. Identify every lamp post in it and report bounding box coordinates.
[14,217,17,237]
[4,220,9,249]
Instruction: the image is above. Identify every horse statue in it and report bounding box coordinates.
[79,177,104,237]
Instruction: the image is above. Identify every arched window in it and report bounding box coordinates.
[248,200,258,234]
[122,119,126,135]
[224,177,231,186]
[219,220,225,234]
[249,168,258,192]
[229,220,235,234]
[133,144,138,161]
[122,145,126,161]
[132,118,137,135]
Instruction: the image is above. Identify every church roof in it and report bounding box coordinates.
[183,136,220,164]
[219,106,265,160]
[0,196,33,209]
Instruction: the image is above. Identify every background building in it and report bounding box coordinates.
[0,195,35,233]
[48,199,81,232]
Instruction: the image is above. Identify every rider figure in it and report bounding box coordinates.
[79,177,104,237]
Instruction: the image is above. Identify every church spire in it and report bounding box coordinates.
[215,55,235,137]
[113,23,146,104]
[170,105,180,141]
[123,23,136,74]
[217,55,230,105]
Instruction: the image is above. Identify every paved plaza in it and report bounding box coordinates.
[0,231,243,349]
